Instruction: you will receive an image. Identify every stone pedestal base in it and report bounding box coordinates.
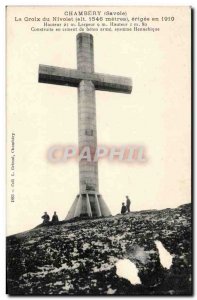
[65,192,111,220]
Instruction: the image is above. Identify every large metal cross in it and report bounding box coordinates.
[38,33,132,220]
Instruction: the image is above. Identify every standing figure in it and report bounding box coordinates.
[41,212,50,225]
[126,196,131,212]
[121,203,127,214]
[52,211,59,224]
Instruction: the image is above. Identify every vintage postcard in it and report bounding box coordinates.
[6,6,192,295]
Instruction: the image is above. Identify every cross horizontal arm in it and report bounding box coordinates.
[38,64,132,94]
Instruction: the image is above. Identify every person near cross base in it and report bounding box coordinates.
[121,203,127,214]
[42,212,50,225]
[126,196,131,213]
[52,211,59,224]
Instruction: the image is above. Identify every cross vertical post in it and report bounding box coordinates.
[77,34,99,196]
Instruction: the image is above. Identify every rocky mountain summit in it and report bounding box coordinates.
[7,203,192,295]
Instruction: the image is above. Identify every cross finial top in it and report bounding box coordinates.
[77,32,94,73]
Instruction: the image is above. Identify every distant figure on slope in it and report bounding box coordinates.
[41,212,50,225]
[121,203,127,214]
[52,211,59,224]
[126,196,131,212]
